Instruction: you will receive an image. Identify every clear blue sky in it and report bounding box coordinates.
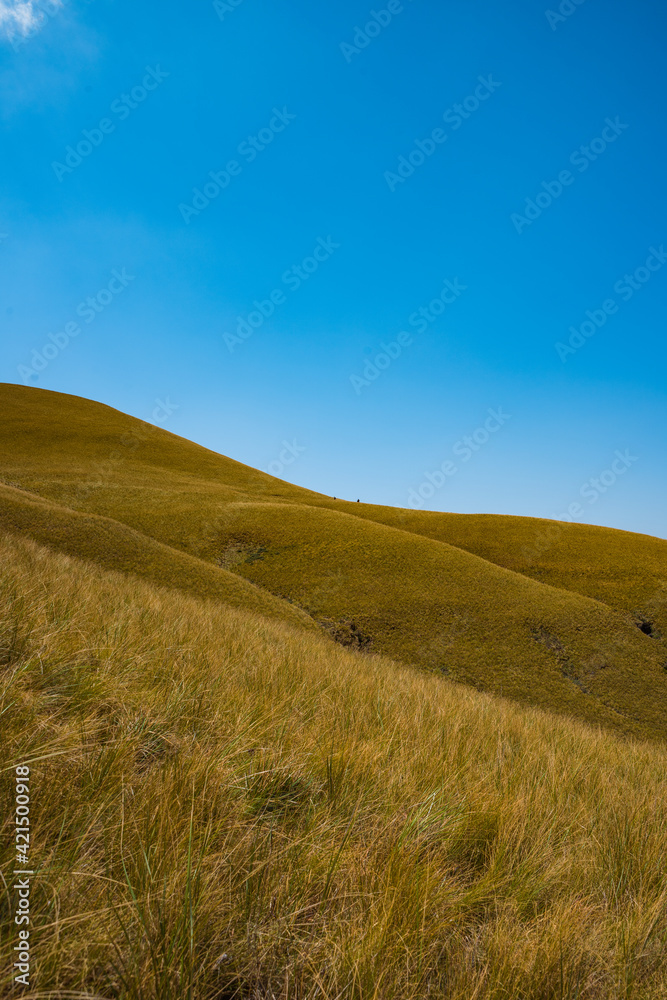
[1,0,666,538]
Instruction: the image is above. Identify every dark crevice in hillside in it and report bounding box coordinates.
[532,627,591,695]
[634,615,659,637]
[318,618,373,651]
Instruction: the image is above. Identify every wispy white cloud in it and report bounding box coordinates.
[0,8,99,119]
[0,1,62,45]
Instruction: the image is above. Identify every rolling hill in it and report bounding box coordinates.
[1,382,666,743]
[4,528,667,998]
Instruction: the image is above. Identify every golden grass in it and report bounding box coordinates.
[195,500,667,744]
[0,483,316,633]
[346,507,667,637]
[1,384,666,745]
[2,532,667,998]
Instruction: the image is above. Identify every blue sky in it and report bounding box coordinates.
[1,0,666,538]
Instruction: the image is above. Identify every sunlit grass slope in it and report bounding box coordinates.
[210,500,667,743]
[341,506,667,637]
[0,483,315,631]
[1,384,666,742]
[2,532,667,999]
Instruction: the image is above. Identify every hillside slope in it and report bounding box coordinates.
[0,483,316,631]
[337,505,667,638]
[3,383,666,629]
[1,383,666,742]
[3,531,667,998]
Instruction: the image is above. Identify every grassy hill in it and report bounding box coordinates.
[3,531,667,998]
[0,482,316,631]
[345,506,667,638]
[1,383,666,744]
